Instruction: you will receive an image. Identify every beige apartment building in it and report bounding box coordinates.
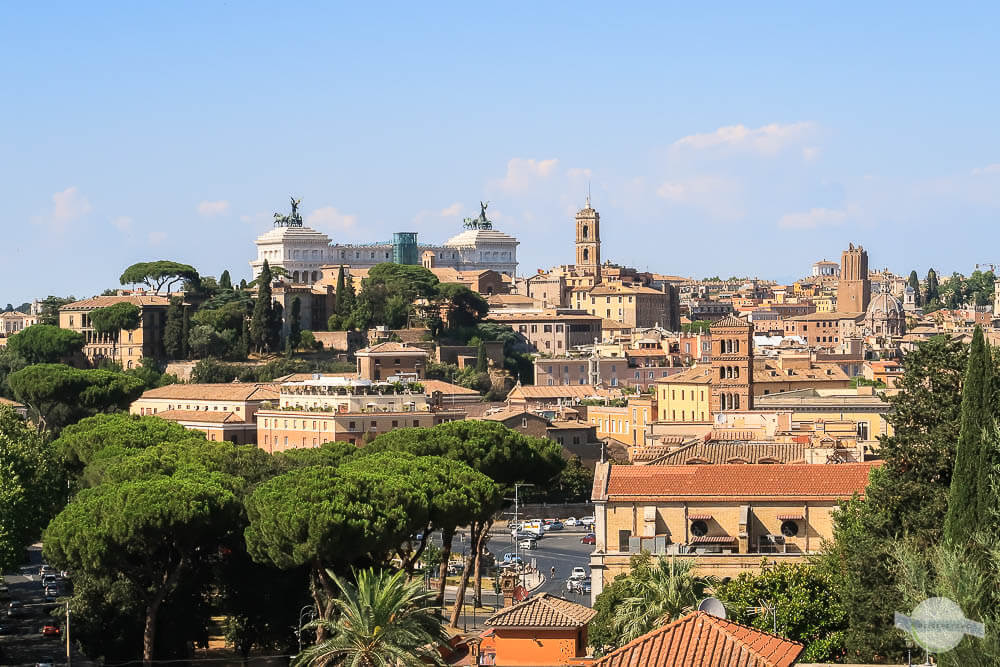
[572,283,676,330]
[355,342,429,380]
[588,461,877,599]
[130,383,279,444]
[60,294,170,367]
[256,408,465,451]
[486,310,601,354]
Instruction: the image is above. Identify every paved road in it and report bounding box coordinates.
[0,545,91,667]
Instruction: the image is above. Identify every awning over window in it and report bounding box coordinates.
[688,513,713,520]
[689,535,736,544]
[776,514,805,521]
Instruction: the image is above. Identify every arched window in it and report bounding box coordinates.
[583,248,589,262]
[582,224,589,239]
[719,367,725,380]
[733,366,739,378]
[734,394,740,409]
[734,340,740,353]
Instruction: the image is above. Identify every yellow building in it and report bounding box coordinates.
[587,396,655,445]
[588,461,878,599]
[571,282,676,330]
[654,366,713,423]
[753,386,894,448]
[59,294,170,368]
[813,295,835,313]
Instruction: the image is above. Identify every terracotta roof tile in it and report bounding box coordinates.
[138,383,279,402]
[484,593,596,629]
[507,384,618,400]
[649,442,810,465]
[603,462,877,501]
[357,342,429,354]
[593,611,803,667]
[61,295,171,309]
[420,379,481,395]
[711,314,753,329]
[155,410,246,424]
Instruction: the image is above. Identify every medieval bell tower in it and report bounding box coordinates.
[575,197,601,282]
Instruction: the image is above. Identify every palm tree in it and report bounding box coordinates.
[611,556,718,645]
[295,568,448,667]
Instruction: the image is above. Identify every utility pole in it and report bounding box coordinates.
[65,599,71,667]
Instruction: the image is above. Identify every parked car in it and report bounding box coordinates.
[581,533,596,545]
[0,582,9,600]
[570,566,588,580]
[566,579,577,592]
[564,517,580,526]
[580,516,596,527]
[42,624,61,638]
[518,538,537,550]
[41,575,58,587]
[446,561,463,575]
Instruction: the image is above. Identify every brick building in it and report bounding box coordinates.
[710,315,754,413]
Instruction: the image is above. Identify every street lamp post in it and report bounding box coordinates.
[65,600,71,667]
[513,483,534,591]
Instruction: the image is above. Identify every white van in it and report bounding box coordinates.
[521,520,545,536]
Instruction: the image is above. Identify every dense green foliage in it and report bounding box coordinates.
[35,295,76,326]
[945,326,993,543]
[296,568,448,667]
[52,412,195,476]
[6,324,85,364]
[590,553,715,654]
[189,356,354,383]
[718,563,846,662]
[8,363,145,432]
[0,407,65,570]
[120,260,200,292]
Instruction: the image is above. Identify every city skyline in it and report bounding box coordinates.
[4,3,999,304]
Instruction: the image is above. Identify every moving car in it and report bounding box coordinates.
[41,574,58,587]
[581,533,596,545]
[547,520,564,531]
[512,530,541,541]
[0,623,13,635]
[564,517,580,526]
[42,624,61,638]
[518,538,537,550]
[502,553,524,566]
[7,600,24,617]
[580,516,596,527]
[570,566,588,580]
[39,565,56,576]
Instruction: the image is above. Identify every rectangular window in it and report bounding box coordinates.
[619,529,632,552]
[543,324,552,333]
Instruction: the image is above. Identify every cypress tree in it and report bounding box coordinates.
[163,297,185,360]
[250,260,273,354]
[180,304,190,359]
[268,301,284,353]
[926,268,940,303]
[907,270,922,305]
[944,325,994,544]
[476,341,487,372]
[219,269,232,289]
[336,267,356,318]
[237,317,250,359]
[288,297,302,352]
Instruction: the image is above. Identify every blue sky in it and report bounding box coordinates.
[3,3,998,305]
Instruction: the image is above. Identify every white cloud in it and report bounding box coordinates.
[971,163,1000,176]
[439,202,462,217]
[497,158,559,191]
[111,215,133,232]
[778,207,849,230]
[672,122,815,155]
[148,231,167,245]
[802,146,821,162]
[567,167,593,179]
[197,200,230,217]
[307,206,357,231]
[656,176,744,220]
[34,186,92,230]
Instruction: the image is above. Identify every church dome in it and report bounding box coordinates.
[866,292,904,317]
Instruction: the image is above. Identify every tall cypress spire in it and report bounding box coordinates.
[944,325,994,544]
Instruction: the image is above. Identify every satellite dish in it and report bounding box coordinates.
[698,597,727,619]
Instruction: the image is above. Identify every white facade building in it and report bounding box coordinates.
[250,225,335,285]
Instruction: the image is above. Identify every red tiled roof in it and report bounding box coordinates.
[155,410,246,424]
[61,295,170,309]
[711,314,753,329]
[139,383,279,401]
[420,379,481,396]
[484,593,596,629]
[597,463,877,501]
[593,611,803,667]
